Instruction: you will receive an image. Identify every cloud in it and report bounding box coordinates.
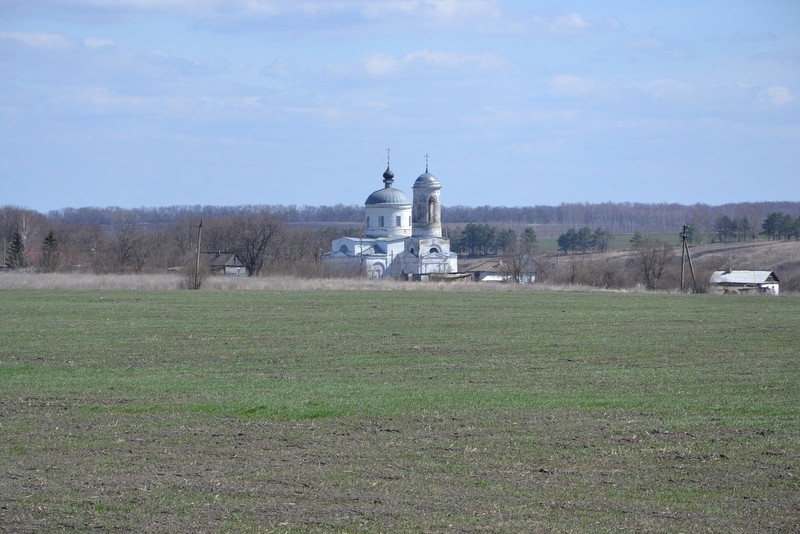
[549,74,699,103]
[69,87,268,118]
[547,12,589,33]
[364,54,400,76]
[361,0,503,24]
[2,1,606,39]
[632,79,695,100]
[11,0,595,36]
[75,87,162,111]
[364,49,506,76]
[83,37,116,49]
[758,86,795,106]
[359,2,603,35]
[549,75,604,97]
[406,49,504,69]
[618,34,692,60]
[0,31,71,49]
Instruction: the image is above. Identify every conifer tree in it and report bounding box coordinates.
[41,230,60,272]
[6,231,26,269]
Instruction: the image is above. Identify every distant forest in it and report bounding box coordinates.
[3,201,799,284]
[44,200,800,237]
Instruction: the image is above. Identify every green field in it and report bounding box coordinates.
[534,232,682,252]
[1,288,798,532]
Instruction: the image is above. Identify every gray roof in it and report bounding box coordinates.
[201,252,245,268]
[413,171,440,187]
[365,185,410,206]
[710,270,779,285]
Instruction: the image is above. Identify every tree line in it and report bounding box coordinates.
[3,204,798,281]
[448,224,538,256]
[43,201,800,237]
[443,201,800,236]
[556,227,611,253]
[761,212,800,240]
[1,206,353,278]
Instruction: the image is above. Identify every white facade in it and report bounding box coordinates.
[364,203,412,238]
[412,170,442,238]
[710,270,780,295]
[324,161,458,278]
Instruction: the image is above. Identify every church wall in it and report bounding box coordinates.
[365,204,412,238]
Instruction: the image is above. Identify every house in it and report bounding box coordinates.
[709,270,779,295]
[464,259,536,283]
[201,252,247,276]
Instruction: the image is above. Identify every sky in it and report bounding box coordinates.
[1,1,799,212]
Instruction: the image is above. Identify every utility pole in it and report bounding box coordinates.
[680,224,696,292]
[194,220,203,290]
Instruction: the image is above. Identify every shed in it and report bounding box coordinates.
[709,270,779,295]
[201,252,247,276]
[464,259,536,283]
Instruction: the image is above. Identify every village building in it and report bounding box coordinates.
[463,259,536,283]
[201,251,247,276]
[710,270,780,295]
[323,159,458,278]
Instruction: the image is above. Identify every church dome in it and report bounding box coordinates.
[413,171,440,187]
[365,164,410,205]
[365,186,410,206]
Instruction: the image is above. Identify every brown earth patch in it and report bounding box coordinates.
[2,408,797,532]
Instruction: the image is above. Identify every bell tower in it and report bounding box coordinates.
[412,155,442,238]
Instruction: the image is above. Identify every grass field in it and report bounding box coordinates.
[1,286,798,532]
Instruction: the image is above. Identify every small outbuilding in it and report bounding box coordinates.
[201,252,247,276]
[464,259,536,283]
[709,270,779,295]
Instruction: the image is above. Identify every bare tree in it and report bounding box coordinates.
[563,255,585,285]
[165,218,204,268]
[1,207,46,258]
[51,220,104,271]
[633,237,675,290]
[500,232,540,283]
[229,210,284,276]
[108,212,160,273]
[270,227,329,275]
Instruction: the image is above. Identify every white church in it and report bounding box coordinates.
[323,158,458,278]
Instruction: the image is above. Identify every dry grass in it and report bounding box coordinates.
[2,239,796,293]
[0,271,621,293]
[0,272,184,291]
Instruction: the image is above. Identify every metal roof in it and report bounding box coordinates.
[710,270,779,285]
[365,186,411,206]
[413,171,440,187]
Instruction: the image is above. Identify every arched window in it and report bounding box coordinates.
[339,244,349,253]
[427,197,435,223]
[429,247,439,253]
[409,247,416,255]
